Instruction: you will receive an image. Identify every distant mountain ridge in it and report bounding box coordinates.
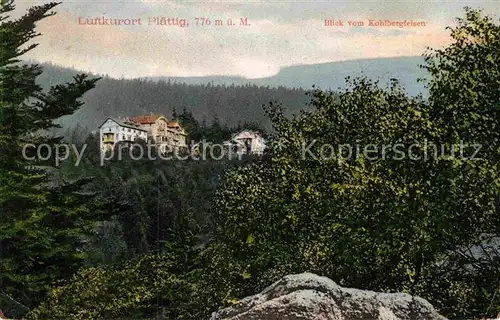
[31,56,429,132]
[150,56,429,97]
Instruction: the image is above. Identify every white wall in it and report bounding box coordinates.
[100,119,120,153]
[251,136,265,154]
[100,119,148,155]
[234,131,265,154]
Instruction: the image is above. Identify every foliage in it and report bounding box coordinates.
[29,253,199,320]
[211,7,500,319]
[0,1,105,317]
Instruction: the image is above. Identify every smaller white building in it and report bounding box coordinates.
[232,130,266,155]
[98,117,148,154]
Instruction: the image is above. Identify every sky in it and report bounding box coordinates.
[12,0,500,79]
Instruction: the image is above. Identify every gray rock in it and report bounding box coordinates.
[210,273,446,320]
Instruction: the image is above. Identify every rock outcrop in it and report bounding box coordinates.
[210,273,446,320]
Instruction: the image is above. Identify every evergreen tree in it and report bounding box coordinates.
[0,1,103,316]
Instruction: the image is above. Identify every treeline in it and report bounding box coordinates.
[34,61,311,132]
[174,107,265,144]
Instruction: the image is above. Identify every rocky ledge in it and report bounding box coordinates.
[211,273,446,320]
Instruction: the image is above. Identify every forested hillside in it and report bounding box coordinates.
[34,62,311,132]
[32,54,428,133]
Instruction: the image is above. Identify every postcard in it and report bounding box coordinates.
[1,0,499,319]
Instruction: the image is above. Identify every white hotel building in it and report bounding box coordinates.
[98,117,148,154]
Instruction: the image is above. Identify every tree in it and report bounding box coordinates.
[0,1,103,316]
[29,253,200,320]
[212,8,499,319]
[420,7,500,316]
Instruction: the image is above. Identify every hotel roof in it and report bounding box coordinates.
[167,121,180,127]
[130,115,163,124]
[98,117,148,131]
